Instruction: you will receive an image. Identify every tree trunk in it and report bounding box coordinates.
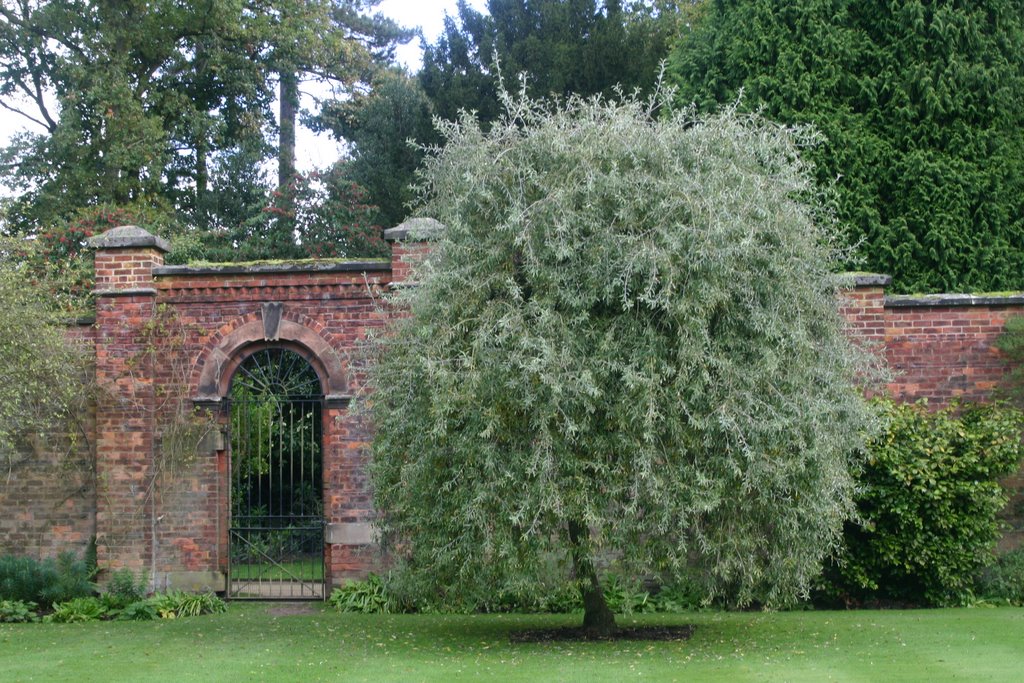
[278,68,298,189]
[568,519,616,636]
[195,135,208,217]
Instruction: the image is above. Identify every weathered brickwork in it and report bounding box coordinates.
[838,279,1022,403]
[6,230,1024,584]
[0,322,96,560]
[142,261,392,588]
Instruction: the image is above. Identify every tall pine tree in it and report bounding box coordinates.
[420,0,674,126]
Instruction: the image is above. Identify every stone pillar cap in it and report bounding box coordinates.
[383,217,445,242]
[87,225,171,252]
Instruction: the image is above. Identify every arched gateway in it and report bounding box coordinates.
[226,347,326,599]
[81,222,431,596]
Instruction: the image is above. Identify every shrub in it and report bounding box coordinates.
[531,584,582,614]
[102,568,148,609]
[40,552,94,607]
[0,552,93,608]
[976,548,1024,605]
[822,400,1024,606]
[600,575,655,615]
[0,599,39,623]
[328,574,392,614]
[0,556,55,604]
[116,600,158,621]
[47,597,108,623]
[148,591,227,619]
[649,577,706,613]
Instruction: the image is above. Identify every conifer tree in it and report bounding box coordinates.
[669,0,1024,293]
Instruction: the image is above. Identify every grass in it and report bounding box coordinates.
[1,605,1022,682]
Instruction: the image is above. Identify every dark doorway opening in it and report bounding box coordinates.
[227,347,325,600]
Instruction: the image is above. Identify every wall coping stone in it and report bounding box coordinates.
[886,292,1024,308]
[154,261,390,277]
[383,217,445,241]
[835,273,892,287]
[94,287,158,298]
[88,225,170,252]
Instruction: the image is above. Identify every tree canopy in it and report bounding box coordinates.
[0,239,92,475]
[419,0,675,126]
[369,88,880,634]
[668,0,1024,293]
[313,69,435,227]
[0,0,408,255]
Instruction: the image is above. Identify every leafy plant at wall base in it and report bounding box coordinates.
[0,599,38,623]
[976,548,1024,605]
[822,400,1024,607]
[116,600,158,621]
[0,556,54,604]
[0,553,93,608]
[601,575,655,615]
[40,552,94,607]
[649,578,706,613]
[148,591,227,619]
[102,568,148,609]
[47,597,108,623]
[328,574,392,614]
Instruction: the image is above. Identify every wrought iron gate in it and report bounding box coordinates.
[227,348,325,600]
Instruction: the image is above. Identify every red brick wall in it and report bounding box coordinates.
[11,234,1024,579]
[0,322,96,561]
[839,282,1022,404]
[141,262,393,587]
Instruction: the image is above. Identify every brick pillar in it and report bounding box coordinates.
[838,273,890,345]
[88,226,170,578]
[384,217,442,284]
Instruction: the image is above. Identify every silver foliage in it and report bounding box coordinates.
[369,85,882,608]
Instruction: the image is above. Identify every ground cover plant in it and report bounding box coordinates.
[1,603,1021,682]
[370,84,882,635]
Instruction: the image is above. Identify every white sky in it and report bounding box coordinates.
[0,0,488,194]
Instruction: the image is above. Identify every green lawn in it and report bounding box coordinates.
[2,605,1022,682]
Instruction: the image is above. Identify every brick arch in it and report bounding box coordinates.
[193,318,349,405]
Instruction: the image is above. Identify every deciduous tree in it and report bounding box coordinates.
[0,239,92,476]
[369,88,880,635]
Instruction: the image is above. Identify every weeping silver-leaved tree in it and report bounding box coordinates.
[369,84,882,636]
